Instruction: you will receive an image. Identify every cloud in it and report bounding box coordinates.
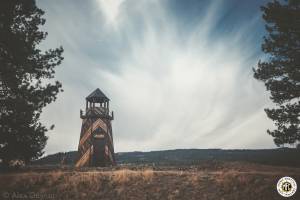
[95,0,125,26]
[37,0,276,155]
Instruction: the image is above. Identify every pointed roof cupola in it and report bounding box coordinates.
[86,88,109,103]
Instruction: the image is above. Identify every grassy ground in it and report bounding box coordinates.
[0,162,299,200]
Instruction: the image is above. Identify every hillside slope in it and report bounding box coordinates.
[34,148,300,167]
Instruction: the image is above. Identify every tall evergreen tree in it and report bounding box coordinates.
[254,0,300,147]
[0,0,63,166]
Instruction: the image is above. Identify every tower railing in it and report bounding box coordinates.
[80,107,114,120]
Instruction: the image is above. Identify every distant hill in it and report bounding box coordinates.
[33,148,300,167]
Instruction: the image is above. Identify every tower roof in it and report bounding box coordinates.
[86,88,109,102]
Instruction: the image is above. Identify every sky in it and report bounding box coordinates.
[36,0,277,155]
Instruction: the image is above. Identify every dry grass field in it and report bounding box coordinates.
[0,162,299,200]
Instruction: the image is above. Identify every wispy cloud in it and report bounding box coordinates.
[38,0,275,155]
[95,0,125,26]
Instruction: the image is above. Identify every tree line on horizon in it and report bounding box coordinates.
[0,0,299,168]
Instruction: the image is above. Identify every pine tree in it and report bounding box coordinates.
[254,0,300,147]
[0,0,63,167]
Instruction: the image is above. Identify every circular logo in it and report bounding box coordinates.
[277,176,297,197]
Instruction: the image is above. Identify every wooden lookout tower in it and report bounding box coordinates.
[75,88,115,167]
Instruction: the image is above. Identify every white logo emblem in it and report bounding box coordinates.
[277,176,297,197]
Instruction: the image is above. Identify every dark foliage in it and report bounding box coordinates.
[254,0,300,147]
[0,0,63,167]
